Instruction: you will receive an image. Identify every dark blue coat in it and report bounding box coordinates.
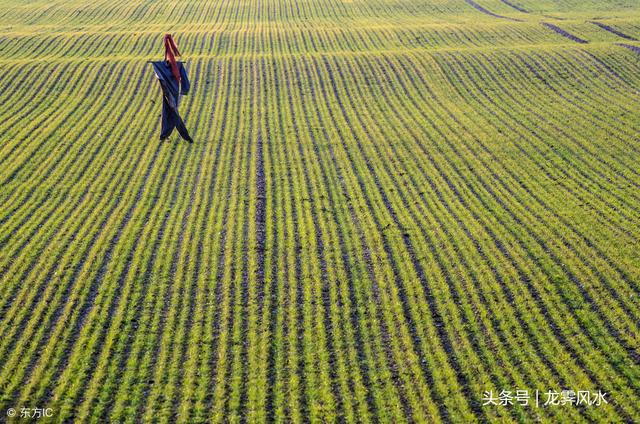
[151,61,193,142]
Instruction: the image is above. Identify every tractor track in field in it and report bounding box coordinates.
[498,0,528,13]
[591,21,638,41]
[542,22,588,44]
[263,63,282,423]
[617,43,640,55]
[198,58,235,418]
[235,59,259,422]
[464,0,523,22]
[206,60,247,421]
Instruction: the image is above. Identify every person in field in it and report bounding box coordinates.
[150,34,193,142]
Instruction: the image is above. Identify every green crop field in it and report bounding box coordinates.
[0,0,639,422]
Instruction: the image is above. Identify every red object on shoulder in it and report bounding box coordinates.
[163,34,182,83]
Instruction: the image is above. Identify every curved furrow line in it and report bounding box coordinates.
[398,45,635,385]
[0,116,161,410]
[0,139,149,408]
[313,54,484,421]
[339,54,548,422]
[594,46,640,86]
[0,61,113,189]
[402,52,636,418]
[489,52,640,241]
[355,54,574,422]
[0,60,84,169]
[0,61,134,323]
[280,57,386,421]
[403,53,640,418]
[541,49,640,122]
[476,52,634,229]
[573,49,640,99]
[617,43,640,56]
[359,56,549,419]
[76,60,208,422]
[504,51,640,167]
[30,140,175,413]
[440,52,640,334]
[467,52,640,288]
[0,63,150,350]
[0,62,60,136]
[441,52,640,235]
[371,53,625,421]
[0,62,134,275]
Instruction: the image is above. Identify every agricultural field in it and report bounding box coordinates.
[0,0,639,422]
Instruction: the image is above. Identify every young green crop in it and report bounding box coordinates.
[0,0,639,422]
